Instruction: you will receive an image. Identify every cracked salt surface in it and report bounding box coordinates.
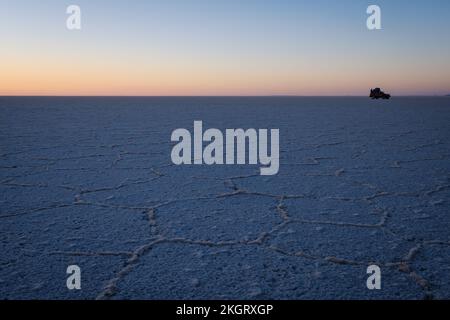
[0,96,449,299]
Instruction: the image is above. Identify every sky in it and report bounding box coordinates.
[1,0,449,96]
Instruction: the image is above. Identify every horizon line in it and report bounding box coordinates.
[1,95,449,98]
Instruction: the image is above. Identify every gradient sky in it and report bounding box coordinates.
[1,0,449,96]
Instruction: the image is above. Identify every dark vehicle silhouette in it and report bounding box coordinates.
[370,88,391,99]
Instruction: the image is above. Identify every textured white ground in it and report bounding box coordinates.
[0,97,449,299]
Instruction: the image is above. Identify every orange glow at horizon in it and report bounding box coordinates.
[1,50,449,96]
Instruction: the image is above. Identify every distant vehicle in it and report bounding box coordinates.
[370,88,391,99]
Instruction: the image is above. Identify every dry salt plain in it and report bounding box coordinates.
[0,96,449,300]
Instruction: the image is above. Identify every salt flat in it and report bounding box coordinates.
[0,96,449,299]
